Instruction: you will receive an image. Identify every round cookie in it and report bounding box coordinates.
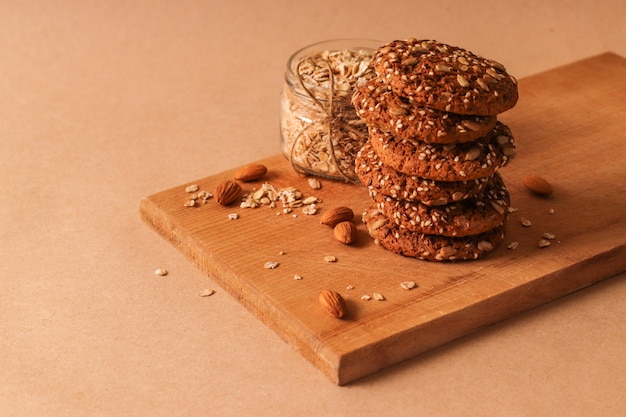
[369,121,516,181]
[373,39,519,116]
[352,78,497,144]
[363,206,505,261]
[355,141,491,205]
[371,173,510,237]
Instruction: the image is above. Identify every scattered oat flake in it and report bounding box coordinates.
[346,285,355,290]
[184,199,196,207]
[542,232,556,240]
[279,250,286,255]
[361,295,372,301]
[507,241,520,250]
[400,281,417,290]
[264,261,279,269]
[507,207,518,213]
[302,196,318,205]
[154,268,168,276]
[302,204,317,215]
[548,208,555,214]
[185,184,199,193]
[373,292,385,301]
[307,177,321,190]
[520,217,532,227]
[228,213,239,220]
[538,239,552,248]
[198,190,213,203]
[294,274,303,280]
[323,255,337,263]
[199,289,215,297]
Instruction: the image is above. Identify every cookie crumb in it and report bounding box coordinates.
[199,289,215,297]
[154,268,168,276]
[294,274,303,280]
[264,261,279,269]
[228,213,239,220]
[323,255,337,263]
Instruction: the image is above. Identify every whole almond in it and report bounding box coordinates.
[320,206,354,227]
[318,289,346,318]
[234,163,267,182]
[522,174,553,196]
[214,180,242,205]
[333,221,356,244]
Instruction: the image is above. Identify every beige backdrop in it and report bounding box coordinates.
[2,0,625,416]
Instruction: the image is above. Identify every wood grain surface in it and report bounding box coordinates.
[139,53,626,385]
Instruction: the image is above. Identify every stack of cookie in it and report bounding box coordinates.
[352,39,518,261]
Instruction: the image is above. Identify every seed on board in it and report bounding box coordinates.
[320,206,354,227]
[538,239,552,248]
[154,268,168,276]
[507,241,520,250]
[234,163,267,182]
[264,261,279,269]
[333,221,356,245]
[214,180,242,205]
[318,289,346,318]
[307,177,322,190]
[400,281,417,290]
[185,184,199,193]
[522,174,553,196]
[197,190,213,203]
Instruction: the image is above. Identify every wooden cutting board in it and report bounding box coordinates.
[139,52,626,385]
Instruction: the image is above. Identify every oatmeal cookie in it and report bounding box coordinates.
[370,173,510,237]
[363,206,505,261]
[373,39,518,116]
[355,141,491,205]
[352,78,497,144]
[368,122,516,181]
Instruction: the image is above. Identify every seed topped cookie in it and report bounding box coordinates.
[373,39,518,116]
[369,121,516,181]
[363,206,505,261]
[352,78,497,144]
[355,141,491,205]
[371,173,510,237]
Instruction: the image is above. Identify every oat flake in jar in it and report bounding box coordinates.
[280,39,381,182]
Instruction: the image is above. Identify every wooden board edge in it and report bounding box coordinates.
[335,243,626,385]
[138,196,345,384]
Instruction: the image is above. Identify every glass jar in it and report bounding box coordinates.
[280,39,381,182]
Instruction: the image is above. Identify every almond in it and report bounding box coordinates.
[333,221,356,244]
[318,289,346,318]
[522,174,553,196]
[319,206,354,227]
[234,163,267,182]
[214,180,242,205]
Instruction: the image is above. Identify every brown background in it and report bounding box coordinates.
[2,0,625,415]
